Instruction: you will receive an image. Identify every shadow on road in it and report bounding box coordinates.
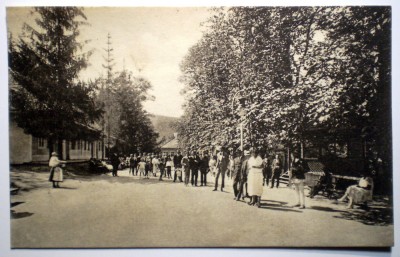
[308,206,345,213]
[11,210,34,219]
[58,186,78,190]
[333,206,393,226]
[328,196,393,226]
[261,199,288,205]
[258,203,303,213]
[11,201,25,208]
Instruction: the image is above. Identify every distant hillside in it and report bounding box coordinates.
[149,114,179,142]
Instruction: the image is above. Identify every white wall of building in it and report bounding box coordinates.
[9,121,32,164]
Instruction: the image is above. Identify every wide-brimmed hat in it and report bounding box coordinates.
[244,150,250,155]
[51,152,58,156]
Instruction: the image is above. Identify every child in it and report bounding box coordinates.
[166,157,173,179]
[138,159,146,177]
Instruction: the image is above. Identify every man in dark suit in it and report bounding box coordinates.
[213,147,229,192]
[173,151,183,182]
[270,154,282,188]
[189,151,200,186]
[232,149,242,199]
[110,152,120,177]
[236,149,250,200]
[199,151,210,186]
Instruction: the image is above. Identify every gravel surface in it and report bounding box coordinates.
[10,167,393,248]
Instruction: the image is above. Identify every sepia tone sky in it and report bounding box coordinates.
[7,7,212,117]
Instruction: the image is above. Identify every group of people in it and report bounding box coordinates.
[104,147,311,209]
[110,152,181,181]
[49,146,375,210]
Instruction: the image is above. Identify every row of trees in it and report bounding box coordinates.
[9,7,159,158]
[178,7,390,170]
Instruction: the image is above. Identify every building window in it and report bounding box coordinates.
[84,141,86,151]
[77,140,81,150]
[38,138,46,149]
[71,141,76,150]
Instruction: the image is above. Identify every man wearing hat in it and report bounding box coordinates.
[213,147,229,192]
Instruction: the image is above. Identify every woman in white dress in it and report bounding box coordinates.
[209,155,217,177]
[48,152,66,188]
[152,155,160,177]
[247,148,265,207]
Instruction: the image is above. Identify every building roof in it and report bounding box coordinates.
[161,137,179,149]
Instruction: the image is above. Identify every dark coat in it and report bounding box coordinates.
[189,155,201,171]
[218,153,229,173]
[199,155,209,172]
[110,154,120,169]
[240,155,251,178]
[174,154,183,168]
[232,156,242,178]
[291,159,310,179]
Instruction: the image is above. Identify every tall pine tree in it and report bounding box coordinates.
[9,7,102,157]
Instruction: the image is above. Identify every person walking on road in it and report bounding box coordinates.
[247,148,265,207]
[270,154,282,188]
[232,149,243,200]
[145,155,151,179]
[49,152,67,188]
[199,151,209,186]
[190,151,200,186]
[128,154,134,175]
[289,156,310,209]
[262,154,271,187]
[228,153,234,180]
[182,152,190,186]
[213,147,229,192]
[166,156,173,179]
[138,158,146,177]
[110,153,120,177]
[152,154,160,177]
[173,151,183,182]
[136,154,141,176]
[159,156,166,181]
[236,149,251,200]
[209,155,217,177]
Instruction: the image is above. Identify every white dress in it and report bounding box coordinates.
[49,156,63,182]
[247,156,264,196]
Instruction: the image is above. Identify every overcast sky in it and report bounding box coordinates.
[7,7,211,117]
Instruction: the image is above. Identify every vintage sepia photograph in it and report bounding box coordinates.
[5,4,394,250]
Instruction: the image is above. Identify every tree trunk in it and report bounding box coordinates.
[66,140,70,160]
[57,138,63,159]
[48,138,54,159]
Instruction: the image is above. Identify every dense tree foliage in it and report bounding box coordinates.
[9,7,102,156]
[9,8,160,157]
[179,7,391,171]
[111,71,159,154]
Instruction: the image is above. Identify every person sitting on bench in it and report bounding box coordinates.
[337,171,374,209]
